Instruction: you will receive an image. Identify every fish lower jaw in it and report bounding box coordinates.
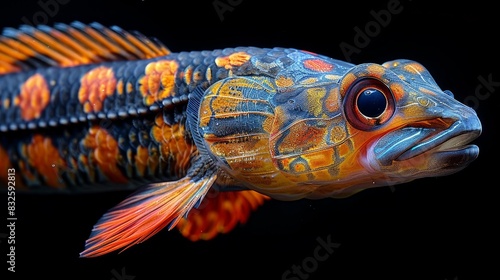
[396,130,481,162]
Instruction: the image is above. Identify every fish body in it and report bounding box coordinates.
[0,22,482,257]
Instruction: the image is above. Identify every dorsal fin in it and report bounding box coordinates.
[0,21,171,75]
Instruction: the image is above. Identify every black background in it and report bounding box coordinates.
[1,0,498,279]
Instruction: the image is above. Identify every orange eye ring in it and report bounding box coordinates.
[343,78,395,131]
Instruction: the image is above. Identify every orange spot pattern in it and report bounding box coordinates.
[277,123,325,155]
[116,79,124,95]
[24,135,66,188]
[340,73,357,97]
[134,146,149,177]
[82,126,127,184]
[275,75,295,88]
[366,64,386,79]
[18,73,50,121]
[176,189,270,241]
[389,83,405,101]
[3,98,10,109]
[78,66,117,113]
[303,59,334,72]
[325,87,340,113]
[419,86,438,96]
[403,62,426,74]
[151,114,196,177]
[215,52,251,70]
[183,65,193,85]
[139,60,179,106]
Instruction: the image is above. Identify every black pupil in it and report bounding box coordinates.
[357,88,386,118]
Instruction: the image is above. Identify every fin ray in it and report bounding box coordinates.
[79,159,217,258]
[0,21,171,75]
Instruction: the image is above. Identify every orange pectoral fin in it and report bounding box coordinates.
[176,190,270,241]
[79,160,217,258]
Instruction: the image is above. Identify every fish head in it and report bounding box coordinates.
[314,59,482,197]
[190,53,481,199]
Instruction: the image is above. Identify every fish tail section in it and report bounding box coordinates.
[79,158,217,258]
[176,189,270,241]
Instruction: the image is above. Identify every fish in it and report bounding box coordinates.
[0,21,482,258]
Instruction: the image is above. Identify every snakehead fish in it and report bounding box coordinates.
[0,22,482,258]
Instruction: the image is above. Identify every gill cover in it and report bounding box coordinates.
[189,72,356,199]
[187,76,290,196]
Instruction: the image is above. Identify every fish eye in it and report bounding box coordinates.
[357,88,386,118]
[344,78,395,130]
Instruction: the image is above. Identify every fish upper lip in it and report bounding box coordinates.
[395,117,481,161]
[373,116,482,166]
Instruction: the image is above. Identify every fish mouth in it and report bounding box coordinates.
[374,117,482,166]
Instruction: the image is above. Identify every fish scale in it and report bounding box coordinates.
[1,111,189,191]
[0,22,481,258]
[0,55,225,132]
